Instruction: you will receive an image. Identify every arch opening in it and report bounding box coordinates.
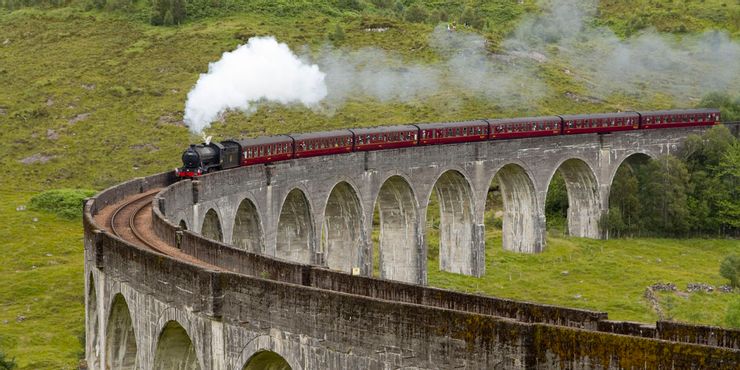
[242,350,292,370]
[87,274,100,369]
[232,198,263,253]
[425,170,475,275]
[547,159,601,239]
[201,208,223,242]
[153,321,200,370]
[489,164,542,253]
[276,189,313,264]
[322,182,363,273]
[373,176,419,283]
[605,153,652,238]
[179,219,188,231]
[105,294,138,369]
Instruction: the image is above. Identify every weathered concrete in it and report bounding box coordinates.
[171,127,705,283]
[83,171,740,369]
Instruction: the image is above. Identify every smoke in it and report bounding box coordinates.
[317,47,440,105]
[184,37,327,133]
[505,0,740,101]
[184,1,739,132]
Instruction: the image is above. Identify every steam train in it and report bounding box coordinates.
[176,108,720,178]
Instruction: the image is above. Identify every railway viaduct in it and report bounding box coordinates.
[84,126,740,369]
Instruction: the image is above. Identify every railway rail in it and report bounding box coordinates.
[100,188,222,271]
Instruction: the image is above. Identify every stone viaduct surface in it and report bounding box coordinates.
[84,126,740,369]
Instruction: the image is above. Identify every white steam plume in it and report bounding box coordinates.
[184,37,327,133]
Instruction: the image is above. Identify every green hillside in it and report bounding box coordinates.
[0,1,738,368]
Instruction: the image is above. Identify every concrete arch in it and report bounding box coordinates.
[87,273,100,369]
[243,351,291,370]
[235,334,302,370]
[548,158,602,238]
[152,320,201,370]
[106,294,138,369]
[606,151,655,190]
[277,188,314,264]
[490,163,542,253]
[322,181,364,273]
[427,169,476,275]
[374,175,420,283]
[232,197,264,253]
[201,208,223,242]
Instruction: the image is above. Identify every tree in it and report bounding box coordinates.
[717,143,740,230]
[699,92,740,122]
[163,9,174,26]
[608,164,641,235]
[637,155,691,235]
[545,172,568,231]
[459,6,484,29]
[405,3,428,23]
[172,0,186,24]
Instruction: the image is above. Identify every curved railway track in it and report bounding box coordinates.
[102,188,221,270]
[109,190,160,250]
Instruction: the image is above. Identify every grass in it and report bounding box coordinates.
[0,1,738,368]
[424,190,738,326]
[0,191,85,369]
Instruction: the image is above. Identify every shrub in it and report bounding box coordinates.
[404,3,427,23]
[0,350,16,370]
[720,254,740,287]
[29,188,97,219]
[328,23,345,43]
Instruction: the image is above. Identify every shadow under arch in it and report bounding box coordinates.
[87,274,100,369]
[243,350,292,370]
[106,293,138,369]
[201,208,223,242]
[277,188,314,264]
[374,175,420,283]
[322,181,364,273]
[489,163,542,253]
[152,320,200,370]
[426,169,475,275]
[547,158,601,239]
[232,197,264,253]
[178,219,188,230]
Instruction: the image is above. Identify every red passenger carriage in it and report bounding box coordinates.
[488,116,562,139]
[640,109,720,129]
[350,125,418,151]
[238,135,294,166]
[293,130,354,158]
[417,120,488,145]
[560,112,640,135]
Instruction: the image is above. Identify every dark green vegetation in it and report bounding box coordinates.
[0,1,738,368]
[0,350,17,370]
[606,125,739,237]
[29,189,97,219]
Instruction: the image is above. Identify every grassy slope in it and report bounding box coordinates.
[0,1,738,368]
